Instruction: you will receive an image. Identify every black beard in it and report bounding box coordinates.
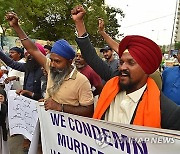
[25,58,40,72]
[119,70,132,91]
[119,81,132,91]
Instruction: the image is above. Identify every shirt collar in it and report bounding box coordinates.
[127,84,147,103]
[64,65,77,80]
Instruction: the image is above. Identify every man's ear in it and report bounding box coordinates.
[69,59,73,64]
[18,53,21,57]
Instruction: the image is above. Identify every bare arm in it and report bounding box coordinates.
[6,12,46,68]
[44,98,94,118]
[98,18,119,53]
[62,104,94,118]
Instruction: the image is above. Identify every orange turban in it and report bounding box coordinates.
[118,35,162,74]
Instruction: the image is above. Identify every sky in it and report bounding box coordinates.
[105,0,178,45]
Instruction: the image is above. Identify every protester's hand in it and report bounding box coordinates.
[16,89,23,95]
[44,98,61,111]
[71,5,86,22]
[16,89,33,97]
[38,98,45,102]
[98,18,105,33]
[20,90,33,97]
[0,94,5,103]
[5,12,19,27]
[4,76,16,84]
[4,78,9,84]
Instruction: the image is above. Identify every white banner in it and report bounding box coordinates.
[37,104,180,154]
[8,90,38,141]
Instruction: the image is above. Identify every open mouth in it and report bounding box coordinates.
[120,75,129,79]
[120,70,130,78]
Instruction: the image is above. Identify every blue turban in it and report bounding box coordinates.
[51,39,75,60]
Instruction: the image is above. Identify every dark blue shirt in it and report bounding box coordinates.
[105,58,119,71]
[0,50,43,100]
[162,66,180,105]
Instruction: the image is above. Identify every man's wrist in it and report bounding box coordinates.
[59,104,64,112]
[74,19,84,24]
[99,30,106,36]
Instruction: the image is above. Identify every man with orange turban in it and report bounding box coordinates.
[72,5,180,130]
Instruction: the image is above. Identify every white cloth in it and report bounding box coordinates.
[105,84,147,124]
[0,74,11,93]
[0,74,7,84]
[8,59,25,90]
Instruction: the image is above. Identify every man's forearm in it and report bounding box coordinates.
[63,104,94,118]
[12,25,38,54]
[100,31,119,53]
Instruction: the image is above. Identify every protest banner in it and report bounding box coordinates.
[37,103,180,154]
[8,90,38,141]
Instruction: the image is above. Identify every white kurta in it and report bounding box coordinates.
[105,84,147,124]
[7,59,25,90]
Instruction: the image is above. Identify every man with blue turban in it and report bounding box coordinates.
[6,12,94,118]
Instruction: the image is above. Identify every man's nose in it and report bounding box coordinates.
[50,61,56,67]
[119,62,128,71]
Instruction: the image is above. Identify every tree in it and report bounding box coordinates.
[1,0,124,47]
[174,41,180,50]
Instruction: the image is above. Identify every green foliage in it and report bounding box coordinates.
[1,0,124,47]
[174,41,180,50]
[160,45,166,54]
[0,0,13,35]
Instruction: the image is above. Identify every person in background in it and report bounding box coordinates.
[0,87,8,150]
[4,47,25,90]
[74,49,103,96]
[0,66,8,90]
[0,43,45,100]
[162,50,180,105]
[170,54,178,65]
[72,5,180,130]
[100,45,119,71]
[44,45,52,58]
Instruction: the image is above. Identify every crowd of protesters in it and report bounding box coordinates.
[0,4,179,154]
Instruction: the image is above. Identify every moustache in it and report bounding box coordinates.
[119,70,130,77]
[50,67,64,73]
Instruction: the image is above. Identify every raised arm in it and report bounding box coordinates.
[98,18,119,53]
[5,12,46,68]
[72,5,118,81]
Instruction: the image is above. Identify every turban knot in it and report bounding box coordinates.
[118,35,162,74]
